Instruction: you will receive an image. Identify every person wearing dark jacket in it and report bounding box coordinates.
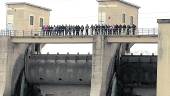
[90,25,94,35]
[118,24,122,35]
[104,25,107,35]
[101,24,105,35]
[55,25,59,36]
[94,24,98,35]
[72,25,75,36]
[46,25,50,36]
[114,24,118,35]
[75,25,80,36]
[85,24,89,35]
[132,24,136,35]
[68,25,72,36]
[50,25,53,36]
[127,25,131,35]
[81,25,84,36]
[123,24,126,33]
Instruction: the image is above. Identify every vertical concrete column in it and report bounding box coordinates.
[90,36,119,96]
[0,37,9,96]
[157,19,170,96]
[3,41,28,96]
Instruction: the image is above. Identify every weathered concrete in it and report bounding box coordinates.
[0,37,9,96]
[25,54,92,84]
[40,85,90,96]
[24,54,92,96]
[1,35,123,96]
[0,34,160,96]
[0,37,28,96]
[157,19,170,96]
[11,36,94,43]
[107,35,158,43]
[133,88,156,96]
[90,36,119,96]
[10,35,158,43]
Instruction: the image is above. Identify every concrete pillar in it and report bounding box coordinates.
[90,36,119,96]
[0,37,28,96]
[0,37,9,96]
[157,19,170,96]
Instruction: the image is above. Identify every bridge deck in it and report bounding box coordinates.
[10,35,158,43]
[1,28,159,43]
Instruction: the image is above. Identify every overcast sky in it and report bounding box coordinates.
[1,0,170,28]
[0,0,167,54]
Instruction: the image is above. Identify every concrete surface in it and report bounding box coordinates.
[133,88,156,96]
[90,36,119,96]
[25,54,92,84]
[40,85,90,96]
[0,37,9,96]
[157,19,170,96]
[10,35,158,43]
[1,38,28,96]
[107,35,158,43]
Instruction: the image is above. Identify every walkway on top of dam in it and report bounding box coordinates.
[0,28,158,43]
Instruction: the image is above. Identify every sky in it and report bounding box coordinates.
[0,0,168,54]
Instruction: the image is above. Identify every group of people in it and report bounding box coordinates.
[42,24,136,36]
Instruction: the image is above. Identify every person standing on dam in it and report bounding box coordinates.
[90,24,94,35]
[49,25,53,36]
[75,25,80,36]
[52,25,56,35]
[72,25,75,36]
[55,25,59,36]
[42,25,45,36]
[118,24,123,35]
[80,25,84,35]
[123,24,126,34]
[85,24,89,35]
[132,24,136,35]
[127,25,131,35]
[114,24,118,35]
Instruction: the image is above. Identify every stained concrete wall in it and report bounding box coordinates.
[1,35,123,96]
[133,88,156,96]
[0,37,29,96]
[25,58,92,84]
[25,55,92,96]
[90,36,120,96]
[0,37,9,96]
[40,85,90,96]
[157,19,170,96]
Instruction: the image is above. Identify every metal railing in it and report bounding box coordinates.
[0,28,158,37]
[136,28,158,35]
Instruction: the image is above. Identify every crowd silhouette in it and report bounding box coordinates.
[41,24,136,36]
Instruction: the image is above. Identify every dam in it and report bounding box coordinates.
[0,0,170,96]
[0,30,158,96]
